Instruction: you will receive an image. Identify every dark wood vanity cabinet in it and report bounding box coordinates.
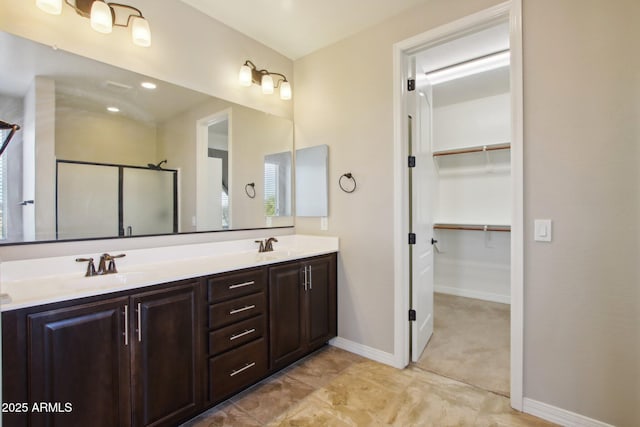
[27,297,132,427]
[130,282,201,427]
[2,252,337,426]
[269,254,337,370]
[205,268,269,404]
[2,279,202,427]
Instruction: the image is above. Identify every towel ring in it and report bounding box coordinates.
[245,182,256,198]
[339,173,357,193]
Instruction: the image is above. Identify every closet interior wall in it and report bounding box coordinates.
[425,23,512,305]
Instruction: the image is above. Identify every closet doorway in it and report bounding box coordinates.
[394,1,524,409]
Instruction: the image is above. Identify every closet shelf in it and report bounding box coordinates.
[432,142,510,157]
[433,223,511,232]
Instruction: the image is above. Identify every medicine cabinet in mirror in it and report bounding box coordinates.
[0,31,293,244]
[295,145,329,217]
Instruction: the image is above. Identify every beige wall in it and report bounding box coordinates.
[295,0,639,425]
[56,108,158,166]
[522,1,639,425]
[157,98,293,232]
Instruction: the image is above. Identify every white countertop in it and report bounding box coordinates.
[0,235,338,312]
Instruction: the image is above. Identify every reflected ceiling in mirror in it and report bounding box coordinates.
[0,31,294,245]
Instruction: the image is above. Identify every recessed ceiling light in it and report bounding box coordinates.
[107,106,120,113]
[141,81,157,90]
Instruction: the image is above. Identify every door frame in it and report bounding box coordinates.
[391,0,524,410]
[195,108,232,230]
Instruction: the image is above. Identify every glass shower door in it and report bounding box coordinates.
[122,168,175,236]
[57,162,119,239]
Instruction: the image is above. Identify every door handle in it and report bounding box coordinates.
[136,303,142,342]
[431,238,438,245]
[123,305,129,346]
[303,266,308,291]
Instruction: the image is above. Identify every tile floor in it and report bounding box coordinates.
[181,345,555,426]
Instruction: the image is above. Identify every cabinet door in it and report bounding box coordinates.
[306,254,337,349]
[28,297,131,427]
[131,281,201,427]
[269,262,305,370]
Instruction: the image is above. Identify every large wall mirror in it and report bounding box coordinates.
[0,32,293,244]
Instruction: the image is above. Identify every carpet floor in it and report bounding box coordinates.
[414,293,511,397]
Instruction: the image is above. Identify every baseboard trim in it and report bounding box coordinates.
[329,337,402,368]
[435,285,510,304]
[523,398,615,427]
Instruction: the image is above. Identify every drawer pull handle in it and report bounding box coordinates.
[230,328,256,341]
[230,362,256,377]
[229,281,255,290]
[229,305,256,315]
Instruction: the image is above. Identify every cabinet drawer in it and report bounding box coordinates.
[208,315,266,356]
[208,269,266,303]
[208,292,265,329]
[209,338,268,402]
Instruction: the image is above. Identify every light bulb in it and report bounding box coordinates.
[261,74,274,94]
[238,64,252,87]
[131,16,151,47]
[36,0,62,15]
[279,81,292,100]
[90,1,113,34]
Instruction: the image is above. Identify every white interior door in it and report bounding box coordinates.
[410,79,436,362]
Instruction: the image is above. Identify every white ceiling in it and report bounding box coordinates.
[179,0,430,60]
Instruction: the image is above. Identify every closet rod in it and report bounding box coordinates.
[423,48,510,76]
[433,143,511,157]
[433,224,511,232]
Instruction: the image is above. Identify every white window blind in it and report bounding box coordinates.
[264,163,279,216]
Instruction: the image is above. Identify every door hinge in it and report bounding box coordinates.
[408,156,416,168]
[408,233,416,245]
[409,309,416,321]
[407,79,416,91]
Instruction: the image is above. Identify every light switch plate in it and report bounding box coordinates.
[534,219,552,242]
[320,217,328,231]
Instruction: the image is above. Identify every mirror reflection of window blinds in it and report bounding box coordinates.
[264,163,280,216]
[0,129,6,239]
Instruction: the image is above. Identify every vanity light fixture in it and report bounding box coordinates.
[239,60,291,101]
[423,49,510,85]
[36,0,152,47]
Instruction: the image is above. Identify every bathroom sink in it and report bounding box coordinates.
[61,271,147,290]
[256,249,304,262]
